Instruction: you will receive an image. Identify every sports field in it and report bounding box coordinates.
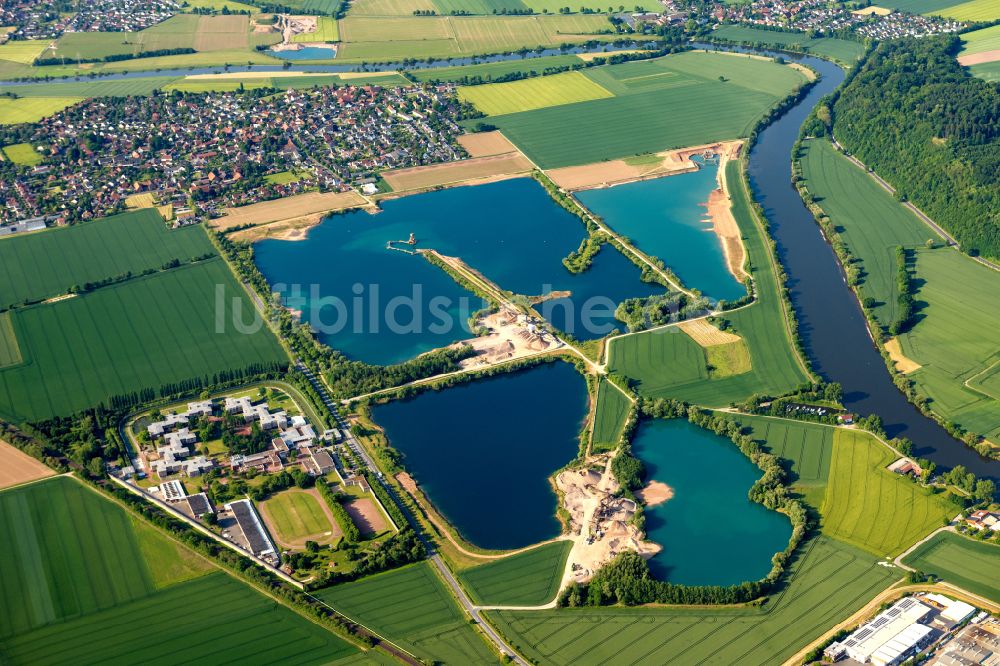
[487,536,898,666]
[608,162,810,406]
[0,208,213,310]
[1,142,42,166]
[591,379,631,453]
[459,541,572,607]
[260,488,339,547]
[482,51,808,169]
[820,429,954,558]
[0,258,286,422]
[710,25,865,65]
[0,476,361,664]
[798,139,928,329]
[0,97,83,125]
[317,562,496,664]
[459,70,612,116]
[902,532,1000,603]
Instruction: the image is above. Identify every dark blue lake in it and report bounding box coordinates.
[370,361,588,549]
[633,419,792,586]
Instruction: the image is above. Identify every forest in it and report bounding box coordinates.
[831,36,1000,260]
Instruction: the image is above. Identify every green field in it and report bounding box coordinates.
[317,562,497,664]
[348,0,660,13]
[0,97,83,125]
[0,77,178,98]
[0,312,22,369]
[407,53,583,82]
[262,489,336,543]
[293,16,341,42]
[969,60,1000,81]
[184,0,262,12]
[798,139,928,329]
[820,429,955,558]
[458,70,612,115]
[2,142,43,166]
[959,24,1000,56]
[879,0,1000,19]
[482,51,808,168]
[902,532,1000,603]
[0,258,286,422]
[348,0,437,14]
[0,208,213,310]
[711,25,865,65]
[459,541,572,607]
[591,379,631,452]
[608,162,810,406]
[487,536,898,666]
[0,39,49,64]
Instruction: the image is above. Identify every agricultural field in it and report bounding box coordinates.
[798,139,928,330]
[458,70,612,115]
[710,25,865,65]
[0,440,53,490]
[482,51,809,168]
[317,562,496,664]
[260,488,340,547]
[608,162,810,406]
[407,53,583,82]
[0,97,83,125]
[0,313,22,369]
[0,77,177,98]
[902,532,1000,603]
[348,0,437,14]
[1,142,43,166]
[0,39,49,64]
[487,536,899,666]
[0,477,362,665]
[184,0,261,12]
[380,151,532,190]
[969,60,1000,80]
[0,258,286,422]
[959,24,1000,56]
[0,208,213,310]
[591,379,631,452]
[879,0,1000,20]
[459,540,572,606]
[292,16,341,42]
[820,429,955,558]
[960,26,1000,79]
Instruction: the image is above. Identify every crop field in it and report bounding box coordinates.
[0,97,83,125]
[897,248,1000,442]
[318,562,496,664]
[880,0,1000,19]
[407,53,582,82]
[609,162,809,405]
[2,142,43,165]
[0,258,286,422]
[0,39,49,64]
[705,339,751,377]
[591,379,631,452]
[798,139,927,329]
[902,532,1000,603]
[821,429,954,558]
[165,77,274,92]
[0,313,21,369]
[192,15,252,51]
[381,151,531,190]
[0,208,213,310]
[482,51,808,168]
[292,16,340,42]
[487,536,898,666]
[0,77,177,98]
[459,540,572,606]
[184,0,261,12]
[348,0,437,14]
[959,24,1000,56]
[0,440,53,490]
[710,25,865,64]
[459,70,612,115]
[261,489,338,547]
[969,60,1000,80]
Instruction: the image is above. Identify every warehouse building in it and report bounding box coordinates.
[825,597,934,665]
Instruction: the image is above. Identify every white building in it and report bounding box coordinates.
[826,597,933,664]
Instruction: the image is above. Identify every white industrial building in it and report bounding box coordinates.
[826,597,935,665]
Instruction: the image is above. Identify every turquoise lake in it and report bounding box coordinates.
[267,46,337,60]
[369,361,587,549]
[576,163,747,303]
[632,419,792,586]
[254,178,661,365]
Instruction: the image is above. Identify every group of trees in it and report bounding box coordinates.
[317,479,362,543]
[614,291,710,332]
[832,36,1000,260]
[890,246,914,336]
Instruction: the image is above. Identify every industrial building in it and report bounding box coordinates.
[224,499,278,565]
[826,597,935,665]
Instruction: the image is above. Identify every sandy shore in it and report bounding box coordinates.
[885,337,922,374]
[636,480,674,507]
[706,141,749,281]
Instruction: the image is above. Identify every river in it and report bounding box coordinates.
[740,49,999,481]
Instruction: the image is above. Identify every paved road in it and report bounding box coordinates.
[295,362,530,665]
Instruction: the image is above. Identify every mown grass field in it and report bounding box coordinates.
[0,97,83,125]
[0,208,213,310]
[0,258,286,422]
[293,16,340,42]
[902,532,1000,603]
[820,429,955,558]
[459,540,571,607]
[261,489,336,544]
[1,142,43,165]
[459,70,611,115]
[591,379,631,452]
[0,477,361,665]
[487,536,898,666]
[317,562,496,664]
[798,139,927,329]
[609,162,809,406]
[407,53,582,82]
[710,25,865,65]
[482,51,808,168]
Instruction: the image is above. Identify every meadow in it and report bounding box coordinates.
[608,162,810,406]
[407,53,583,82]
[591,379,631,452]
[710,25,865,65]
[0,77,177,98]
[348,0,437,14]
[293,17,341,42]
[0,97,83,125]
[798,139,928,329]
[0,258,286,422]
[317,562,496,664]
[2,142,43,166]
[458,541,572,606]
[820,429,955,558]
[487,536,898,666]
[458,70,612,115]
[482,51,808,168]
[902,532,1000,603]
[0,208,213,310]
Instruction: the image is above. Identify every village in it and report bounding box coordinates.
[118,385,398,579]
[0,0,180,41]
[0,82,470,227]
